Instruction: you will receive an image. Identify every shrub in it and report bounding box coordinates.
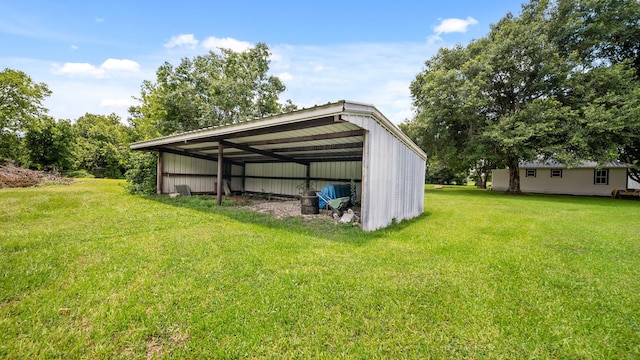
[125,152,156,195]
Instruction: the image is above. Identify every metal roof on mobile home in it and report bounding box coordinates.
[519,160,634,169]
[131,100,427,231]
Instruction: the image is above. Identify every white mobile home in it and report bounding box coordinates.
[130,100,427,231]
[491,161,635,196]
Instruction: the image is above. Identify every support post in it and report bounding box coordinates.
[217,143,223,206]
[305,163,311,190]
[157,151,163,195]
[241,163,246,192]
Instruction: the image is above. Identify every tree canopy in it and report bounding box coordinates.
[24,117,75,171]
[0,68,51,162]
[405,0,640,192]
[74,113,134,178]
[129,43,295,139]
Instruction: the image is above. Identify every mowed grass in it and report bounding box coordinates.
[1,179,639,359]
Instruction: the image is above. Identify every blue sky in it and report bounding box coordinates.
[0,0,525,124]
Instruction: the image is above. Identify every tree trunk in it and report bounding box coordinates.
[475,168,487,189]
[507,159,521,194]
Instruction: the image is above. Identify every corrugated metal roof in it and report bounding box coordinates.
[130,100,426,164]
[519,160,634,169]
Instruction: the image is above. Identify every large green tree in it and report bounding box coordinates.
[0,68,51,162]
[553,0,640,182]
[129,43,296,138]
[74,113,134,178]
[407,0,640,193]
[402,44,499,188]
[24,116,75,171]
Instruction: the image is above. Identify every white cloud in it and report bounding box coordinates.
[101,58,140,72]
[278,72,293,81]
[434,16,478,35]
[427,17,478,47]
[54,62,103,77]
[164,34,199,49]
[427,34,443,46]
[53,58,141,78]
[202,36,252,52]
[95,17,105,23]
[269,51,284,64]
[70,45,79,51]
[313,64,324,72]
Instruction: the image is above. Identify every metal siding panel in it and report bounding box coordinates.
[184,156,190,174]
[162,175,170,193]
[245,178,259,192]
[178,155,185,174]
[164,153,174,173]
[344,114,425,231]
[245,163,259,177]
[231,177,243,191]
[161,153,218,193]
[232,164,243,176]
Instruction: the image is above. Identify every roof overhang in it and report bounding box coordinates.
[130,100,426,164]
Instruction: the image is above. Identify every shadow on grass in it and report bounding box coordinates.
[426,185,639,208]
[141,195,430,245]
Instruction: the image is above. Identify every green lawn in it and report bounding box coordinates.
[1,179,639,359]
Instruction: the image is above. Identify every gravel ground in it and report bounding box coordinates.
[240,200,326,219]
[240,199,361,227]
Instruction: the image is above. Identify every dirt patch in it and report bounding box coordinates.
[0,162,72,188]
[169,328,190,348]
[240,199,326,219]
[144,328,190,359]
[239,198,362,226]
[145,337,164,359]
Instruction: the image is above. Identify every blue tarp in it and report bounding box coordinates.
[317,184,351,209]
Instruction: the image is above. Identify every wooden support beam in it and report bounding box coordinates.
[219,140,309,165]
[217,143,223,206]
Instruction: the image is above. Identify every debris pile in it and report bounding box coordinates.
[0,162,72,188]
[337,208,361,225]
